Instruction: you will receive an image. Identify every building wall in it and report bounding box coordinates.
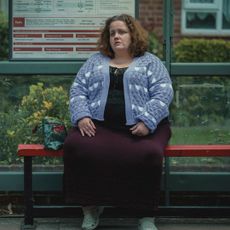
[139,0,182,44]
[139,0,230,44]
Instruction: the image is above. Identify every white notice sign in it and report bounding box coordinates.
[11,0,136,60]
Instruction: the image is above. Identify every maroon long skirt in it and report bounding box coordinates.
[63,119,171,210]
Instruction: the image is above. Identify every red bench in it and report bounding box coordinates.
[18,144,230,228]
[18,144,230,157]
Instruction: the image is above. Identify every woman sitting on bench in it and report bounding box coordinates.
[63,14,173,230]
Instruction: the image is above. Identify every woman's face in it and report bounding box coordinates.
[109,20,131,55]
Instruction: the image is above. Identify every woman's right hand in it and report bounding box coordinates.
[78,117,96,137]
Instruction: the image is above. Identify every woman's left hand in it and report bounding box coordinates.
[130,121,149,136]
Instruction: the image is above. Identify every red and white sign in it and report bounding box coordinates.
[11,0,136,60]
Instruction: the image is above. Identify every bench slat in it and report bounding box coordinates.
[18,144,63,157]
[165,145,230,157]
[18,144,230,157]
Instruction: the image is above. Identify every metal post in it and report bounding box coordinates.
[22,156,35,229]
[164,157,170,206]
[163,0,173,207]
[163,0,173,73]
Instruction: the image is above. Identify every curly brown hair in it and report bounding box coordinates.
[97,14,149,58]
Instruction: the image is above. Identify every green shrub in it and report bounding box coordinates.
[170,81,228,126]
[0,83,70,164]
[148,32,163,59]
[0,12,8,60]
[171,38,230,127]
[0,111,23,164]
[173,38,230,62]
[19,82,70,127]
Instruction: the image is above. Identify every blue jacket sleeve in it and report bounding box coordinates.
[137,57,174,132]
[69,55,97,126]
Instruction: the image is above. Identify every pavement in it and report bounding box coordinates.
[0,217,230,230]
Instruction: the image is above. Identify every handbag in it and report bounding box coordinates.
[42,116,67,150]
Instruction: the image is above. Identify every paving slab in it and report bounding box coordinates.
[0,218,21,230]
[0,217,230,230]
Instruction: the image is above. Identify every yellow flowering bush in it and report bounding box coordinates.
[0,83,70,164]
[20,83,70,148]
[20,83,70,127]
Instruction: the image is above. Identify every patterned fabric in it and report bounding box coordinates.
[69,52,173,133]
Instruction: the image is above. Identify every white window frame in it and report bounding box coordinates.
[181,0,230,36]
[184,0,219,9]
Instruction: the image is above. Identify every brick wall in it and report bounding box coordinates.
[173,0,182,43]
[139,0,163,41]
[139,0,182,44]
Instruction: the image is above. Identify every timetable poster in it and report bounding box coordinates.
[11,0,136,60]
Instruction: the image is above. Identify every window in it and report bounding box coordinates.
[182,0,230,35]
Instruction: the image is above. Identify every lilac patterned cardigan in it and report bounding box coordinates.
[69,52,173,133]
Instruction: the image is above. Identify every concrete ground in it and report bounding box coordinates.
[0,217,230,230]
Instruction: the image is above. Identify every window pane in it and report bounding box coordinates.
[223,15,230,29]
[222,0,230,29]
[0,75,73,166]
[171,76,230,145]
[186,12,216,29]
[170,76,230,170]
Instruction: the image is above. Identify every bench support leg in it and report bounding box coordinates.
[21,156,36,229]
[164,157,170,206]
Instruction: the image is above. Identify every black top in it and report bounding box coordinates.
[104,66,128,129]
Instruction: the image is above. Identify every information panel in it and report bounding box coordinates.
[10,0,136,60]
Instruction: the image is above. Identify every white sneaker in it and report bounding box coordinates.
[138,217,158,230]
[81,206,104,230]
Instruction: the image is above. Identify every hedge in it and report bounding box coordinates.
[171,38,230,127]
[173,38,230,62]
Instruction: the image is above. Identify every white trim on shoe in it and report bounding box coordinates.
[81,206,104,230]
[138,217,158,230]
